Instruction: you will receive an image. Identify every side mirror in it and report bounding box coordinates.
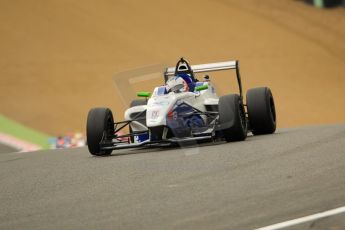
[195,85,208,92]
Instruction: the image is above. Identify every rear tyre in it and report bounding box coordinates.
[246,87,276,135]
[218,94,247,142]
[86,108,114,156]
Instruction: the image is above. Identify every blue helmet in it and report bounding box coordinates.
[177,73,195,92]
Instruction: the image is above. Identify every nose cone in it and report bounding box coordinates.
[146,96,176,127]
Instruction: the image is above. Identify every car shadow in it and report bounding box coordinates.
[93,140,226,158]
[92,132,283,158]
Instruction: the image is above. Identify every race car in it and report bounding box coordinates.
[86,58,276,156]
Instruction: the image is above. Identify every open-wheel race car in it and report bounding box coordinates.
[86,58,276,156]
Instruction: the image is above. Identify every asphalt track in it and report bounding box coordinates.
[0,125,344,230]
[0,143,17,154]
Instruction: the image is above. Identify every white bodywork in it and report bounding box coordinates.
[124,60,238,141]
[124,81,219,133]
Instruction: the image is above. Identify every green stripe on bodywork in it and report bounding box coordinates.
[0,114,50,149]
[137,91,151,97]
[195,84,208,92]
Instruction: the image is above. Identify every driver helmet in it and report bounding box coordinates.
[177,72,195,92]
[166,76,189,93]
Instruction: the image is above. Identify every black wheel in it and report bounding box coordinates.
[86,108,114,156]
[129,99,147,143]
[246,87,276,135]
[218,94,247,142]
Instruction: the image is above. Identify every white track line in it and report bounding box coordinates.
[255,206,345,230]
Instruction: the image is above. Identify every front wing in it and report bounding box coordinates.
[100,135,214,151]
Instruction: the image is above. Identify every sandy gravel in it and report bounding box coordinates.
[0,0,344,135]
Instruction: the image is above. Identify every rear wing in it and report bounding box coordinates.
[163,60,243,98]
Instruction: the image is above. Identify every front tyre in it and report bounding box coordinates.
[246,87,276,135]
[86,108,114,156]
[218,94,247,142]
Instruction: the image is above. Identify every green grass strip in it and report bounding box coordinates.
[0,114,50,149]
[314,0,324,8]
